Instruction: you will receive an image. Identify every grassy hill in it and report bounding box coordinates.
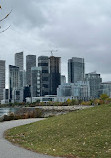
[5,105,111,158]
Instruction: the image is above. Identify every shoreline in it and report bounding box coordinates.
[0,105,93,122]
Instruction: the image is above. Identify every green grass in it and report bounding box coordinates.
[5,105,111,158]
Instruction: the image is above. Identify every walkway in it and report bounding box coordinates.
[0,118,60,158]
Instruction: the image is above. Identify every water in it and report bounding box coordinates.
[0,108,16,117]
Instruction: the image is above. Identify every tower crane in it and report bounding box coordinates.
[50,50,58,56]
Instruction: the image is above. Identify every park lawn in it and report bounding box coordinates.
[5,104,111,158]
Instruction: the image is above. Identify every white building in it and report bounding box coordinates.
[26,95,58,103]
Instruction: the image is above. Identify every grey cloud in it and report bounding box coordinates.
[0,0,111,85]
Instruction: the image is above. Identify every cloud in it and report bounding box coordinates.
[0,0,111,87]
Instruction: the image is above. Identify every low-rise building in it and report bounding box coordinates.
[26,95,57,103]
[57,81,90,101]
[100,81,111,97]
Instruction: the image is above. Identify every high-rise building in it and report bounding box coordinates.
[23,70,26,87]
[85,71,102,99]
[68,57,84,83]
[9,65,19,101]
[0,60,5,102]
[26,55,36,86]
[31,67,42,97]
[49,56,61,95]
[15,52,23,71]
[15,52,24,88]
[38,56,49,96]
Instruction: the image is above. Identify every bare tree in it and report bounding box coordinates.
[0,4,12,33]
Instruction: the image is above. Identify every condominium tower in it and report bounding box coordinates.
[68,57,84,83]
[9,65,19,100]
[26,55,36,86]
[15,52,23,71]
[0,60,5,102]
[15,52,24,88]
[38,56,49,96]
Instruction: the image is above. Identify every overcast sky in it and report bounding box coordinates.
[1,0,111,87]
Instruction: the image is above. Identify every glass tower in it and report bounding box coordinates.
[68,57,84,83]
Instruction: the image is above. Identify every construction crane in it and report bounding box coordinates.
[50,50,58,56]
[41,50,58,56]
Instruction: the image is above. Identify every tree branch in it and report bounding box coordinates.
[0,10,12,22]
[0,25,11,33]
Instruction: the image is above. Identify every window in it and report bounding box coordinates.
[38,63,48,66]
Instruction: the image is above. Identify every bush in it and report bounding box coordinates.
[81,101,91,105]
[4,113,15,121]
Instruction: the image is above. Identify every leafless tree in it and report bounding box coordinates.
[0,4,12,33]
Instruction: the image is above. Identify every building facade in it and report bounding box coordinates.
[100,81,111,97]
[68,57,84,83]
[26,55,36,86]
[85,72,102,99]
[61,75,66,85]
[57,81,90,101]
[3,89,9,100]
[9,65,19,101]
[49,56,61,95]
[23,85,31,102]
[38,56,49,96]
[1,88,9,104]
[15,52,24,88]
[15,52,23,71]
[0,60,5,103]
[31,67,42,97]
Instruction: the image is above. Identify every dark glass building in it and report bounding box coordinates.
[23,85,31,102]
[68,57,84,83]
[49,56,61,95]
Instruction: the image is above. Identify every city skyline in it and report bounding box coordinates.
[2,52,111,89]
[1,0,111,85]
[0,51,110,103]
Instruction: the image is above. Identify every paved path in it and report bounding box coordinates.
[0,119,61,158]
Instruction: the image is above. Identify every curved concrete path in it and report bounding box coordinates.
[0,119,61,158]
